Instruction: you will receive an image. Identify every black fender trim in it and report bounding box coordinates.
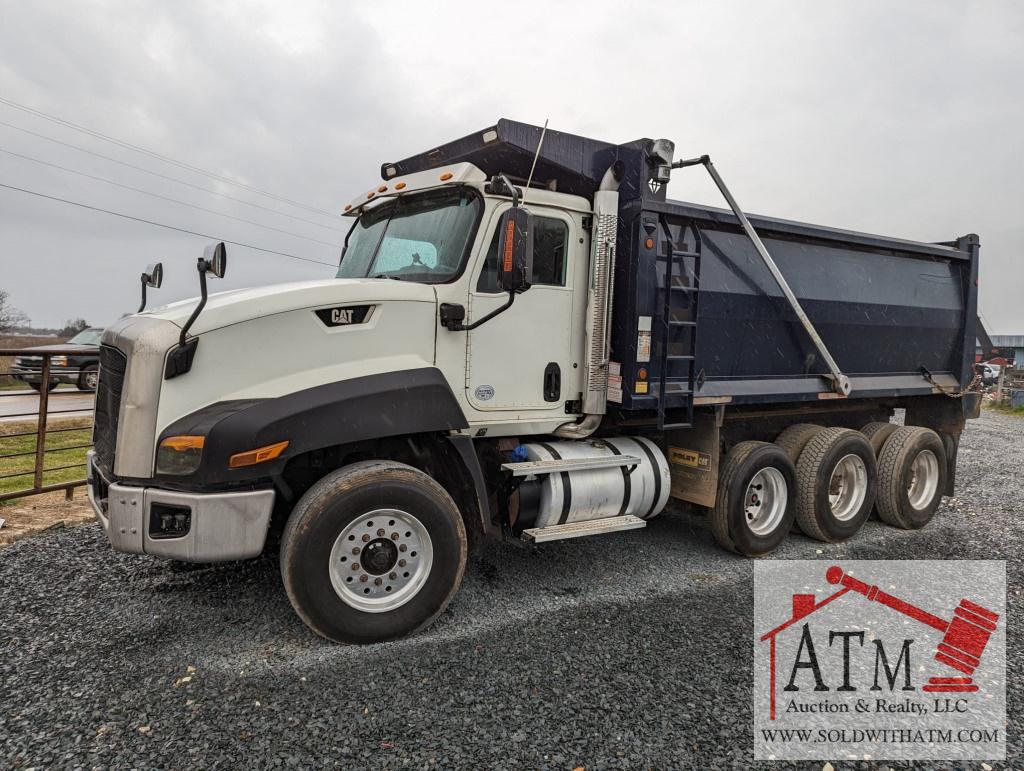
[445,435,499,538]
[157,368,468,487]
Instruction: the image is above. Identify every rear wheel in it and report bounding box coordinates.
[711,441,796,556]
[860,421,898,456]
[795,428,877,542]
[774,423,825,465]
[280,460,467,644]
[876,426,947,529]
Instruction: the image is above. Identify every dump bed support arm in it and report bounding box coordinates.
[673,155,852,397]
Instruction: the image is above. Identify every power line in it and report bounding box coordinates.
[0,119,346,234]
[0,147,342,248]
[0,181,337,268]
[0,95,339,219]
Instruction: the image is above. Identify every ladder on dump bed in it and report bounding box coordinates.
[651,216,703,431]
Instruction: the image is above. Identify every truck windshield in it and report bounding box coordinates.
[337,188,481,282]
[68,328,103,345]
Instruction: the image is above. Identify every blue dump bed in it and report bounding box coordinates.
[386,120,979,415]
[615,201,978,412]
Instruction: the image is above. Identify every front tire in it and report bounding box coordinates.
[78,364,99,392]
[280,460,467,644]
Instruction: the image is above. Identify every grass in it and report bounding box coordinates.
[0,417,92,498]
[990,402,1024,417]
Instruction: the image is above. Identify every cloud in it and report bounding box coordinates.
[0,0,1022,330]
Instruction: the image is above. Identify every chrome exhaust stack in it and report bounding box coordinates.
[555,161,623,439]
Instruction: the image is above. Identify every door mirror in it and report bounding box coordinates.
[496,207,533,293]
[203,242,227,278]
[143,262,163,288]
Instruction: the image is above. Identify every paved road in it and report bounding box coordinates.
[0,388,94,423]
[0,411,1020,769]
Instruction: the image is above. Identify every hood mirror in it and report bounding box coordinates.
[203,242,227,279]
[138,261,164,313]
[165,242,227,379]
[144,262,163,288]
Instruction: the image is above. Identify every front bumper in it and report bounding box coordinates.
[86,451,275,562]
[11,365,79,384]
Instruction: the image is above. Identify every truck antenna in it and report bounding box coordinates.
[521,118,548,206]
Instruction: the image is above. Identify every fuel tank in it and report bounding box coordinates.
[518,437,670,529]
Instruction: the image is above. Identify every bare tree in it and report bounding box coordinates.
[59,318,90,337]
[0,289,29,333]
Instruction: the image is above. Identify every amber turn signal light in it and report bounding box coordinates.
[229,440,290,469]
[161,435,205,451]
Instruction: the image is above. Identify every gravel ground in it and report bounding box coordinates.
[1,411,1020,770]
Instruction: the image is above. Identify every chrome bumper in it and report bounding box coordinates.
[86,450,275,562]
[11,366,79,380]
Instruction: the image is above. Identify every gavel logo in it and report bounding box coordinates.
[825,565,1000,693]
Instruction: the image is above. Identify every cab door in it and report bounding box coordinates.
[466,206,581,412]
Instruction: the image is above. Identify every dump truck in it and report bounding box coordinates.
[87,120,982,643]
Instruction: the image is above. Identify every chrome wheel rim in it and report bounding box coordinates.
[329,508,433,613]
[85,371,99,390]
[907,449,939,510]
[744,467,788,535]
[828,453,867,521]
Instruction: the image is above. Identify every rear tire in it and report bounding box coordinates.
[860,421,899,457]
[876,426,947,529]
[774,423,825,464]
[795,428,877,542]
[280,460,467,644]
[711,441,796,556]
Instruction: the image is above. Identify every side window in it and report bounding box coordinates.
[476,215,569,292]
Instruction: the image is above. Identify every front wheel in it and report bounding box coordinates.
[78,364,99,392]
[29,380,58,392]
[280,460,467,644]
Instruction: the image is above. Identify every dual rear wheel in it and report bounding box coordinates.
[711,422,947,556]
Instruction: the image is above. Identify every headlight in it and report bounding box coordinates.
[51,355,68,367]
[156,435,205,475]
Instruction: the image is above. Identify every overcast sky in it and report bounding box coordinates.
[1,1,1022,332]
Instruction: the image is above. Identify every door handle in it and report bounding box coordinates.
[543,362,561,402]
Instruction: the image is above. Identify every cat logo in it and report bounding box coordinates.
[314,305,373,328]
[669,446,711,472]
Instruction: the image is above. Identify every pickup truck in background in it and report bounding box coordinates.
[11,327,103,391]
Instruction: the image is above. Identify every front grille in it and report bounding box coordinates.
[93,345,127,475]
[90,469,109,514]
[13,356,42,372]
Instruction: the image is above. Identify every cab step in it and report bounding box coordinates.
[501,455,640,477]
[521,515,647,543]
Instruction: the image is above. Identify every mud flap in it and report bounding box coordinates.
[666,410,721,508]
